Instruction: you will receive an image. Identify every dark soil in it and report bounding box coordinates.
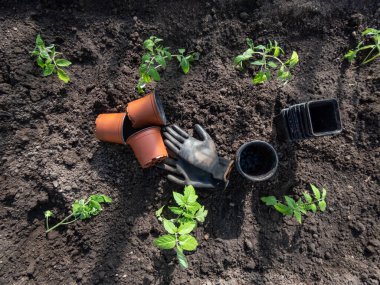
[1,0,380,284]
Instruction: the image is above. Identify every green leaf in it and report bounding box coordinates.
[284,196,297,209]
[184,185,197,203]
[142,54,151,63]
[254,45,266,51]
[155,55,166,68]
[36,56,45,68]
[176,247,188,269]
[173,192,186,206]
[322,188,327,200]
[285,51,299,68]
[251,60,265,66]
[143,39,155,52]
[147,67,160,81]
[154,235,176,249]
[43,63,54,76]
[273,46,280,57]
[156,206,164,217]
[303,192,313,203]
[88,200,102,215]
[56,59,72,67]
[344,50,357,62]
[274,203,293,216]
[268,61,277,68]
[310,184,321,200]
[36,34,44,47]
[294,210,302,224]
[39,49,50,59]
[362,28,379,36]
[246,38,254,48]
[277,67,291,81]
[142,73,152,83]
[186,201,201,213]
[178,222,196,235]
[195,206,208,223]
[168,206,182,215]
[44,210,53,218]
[261,196,277,206]
[309,203,317,213]
[318,200,327,212]
[57,69,70,83]
[252,71,267,85]
[179,234,198,251]
[178,48,185,54]
[163,219,178,234]
[90,194,112,204]
[180,57,190,74]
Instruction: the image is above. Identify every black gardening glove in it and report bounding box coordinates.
[163,124,233,183]
[157,157,227,189]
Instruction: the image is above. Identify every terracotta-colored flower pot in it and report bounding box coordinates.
[95,113,129,144]
[126,126,168,168]
[126,92,167,128]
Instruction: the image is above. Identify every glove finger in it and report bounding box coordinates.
[166,126,186,143]
[192,181,215,189]
[194,124,210,141]
[167,174,186,186]
[171,124,189,139]
[163,132,182,148]
[164,157,177,166]
[159,163,179,174]
[164,139,180,154]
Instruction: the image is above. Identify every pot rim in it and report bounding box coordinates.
[235,140,278,181]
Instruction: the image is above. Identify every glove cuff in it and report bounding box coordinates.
[212,157,234,182]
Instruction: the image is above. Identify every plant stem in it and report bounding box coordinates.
[46,213,75,233]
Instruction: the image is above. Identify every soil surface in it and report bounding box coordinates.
[1,0,380,284]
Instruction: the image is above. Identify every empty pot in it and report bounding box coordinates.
[236,141,278,181]
[126,126,168,168]
[95,113,129,144]
[126,92,167,128]
[279,98,342,141]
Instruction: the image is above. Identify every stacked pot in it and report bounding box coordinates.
[95,92,168,168]
[279,99,342,141]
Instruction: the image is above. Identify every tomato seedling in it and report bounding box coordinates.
[261,184,327,224]
[30,34,72,83]
[137,36,199,93]
[44,194,112,233]
[234,38,299,85]
[154,185,208,269]
[345,28,380,65]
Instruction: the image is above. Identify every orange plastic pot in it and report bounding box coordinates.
[95,113,129,144]
[126,92,167,128]
[126,126,168,168]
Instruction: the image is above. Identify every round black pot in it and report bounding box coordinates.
[235,140,278,181]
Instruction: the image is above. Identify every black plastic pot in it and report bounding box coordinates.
[279,99,342,141]
[236,140,278,181]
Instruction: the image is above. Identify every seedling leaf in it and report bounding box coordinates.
[176,247,188,269]
[178,222,196,235]
[261,196,277,206]
[163,219,178,234]
[56,59,72,67]
[44,210,53,218]
[179,234,198,251]
[154,235,176,249]
[318,200,327,212]
[310,184,321,200]
[57,69,70,83]
[173,192,185,206]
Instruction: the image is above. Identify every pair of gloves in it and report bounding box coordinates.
[158,124,233,189]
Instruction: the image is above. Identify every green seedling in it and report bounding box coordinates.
[30,34,72,83]
[137,36,199,93]
[345,28,380,65]
[154,185,208,269]
[44,194,112,233]
[234,38,299,85]
[261,184,327,224]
